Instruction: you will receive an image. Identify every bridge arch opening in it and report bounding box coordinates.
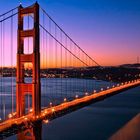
[24,62,33,83]
[23,14,34,31]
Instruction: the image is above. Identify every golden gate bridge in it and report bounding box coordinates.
[0,2,140,139]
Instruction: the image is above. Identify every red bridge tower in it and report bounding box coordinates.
[16,2,41,117]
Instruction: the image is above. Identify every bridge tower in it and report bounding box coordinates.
[16,2,41,117]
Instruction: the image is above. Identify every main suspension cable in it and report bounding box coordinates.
[40,7,101,67]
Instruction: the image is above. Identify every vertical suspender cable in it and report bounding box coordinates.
[89,59,91,93]
[70,40,72,100]
[45,19,48,107]
[55,24,57,103]
[49,18,52,106]
[43,11,45,107]
[60,30,62,102]
[85,54,87,93]
[45,14,47,108]
[65,36,67,100]
[27,15,30,112]
[0,23,2,119]
[82,51,84,94]
[46,28,47,107]
[3,16,6,119]
[89,60,91,93]
[40,17,42,107]
[45,14,47,107]
[72,43,74,98]
[93,61,95,92]
[78,45,80,96]
[74,46,78,97]
[11,10,14,114]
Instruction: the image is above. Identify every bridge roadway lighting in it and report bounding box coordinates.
[29,108,33,112]
[8,114,12,119]
[94,90,96,93]
[64,98,67,102]
[107,86,110,89]
[13,112,16,116]
[43,119,49,124]
[24,117,28,120]
[101,88,103,91]
[52,108,55,112]
[50,102,52,106]
[45,110,48,114]
[75,95,78,98]
[85,92,88,96]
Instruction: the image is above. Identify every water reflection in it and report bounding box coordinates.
[17,122,42,140]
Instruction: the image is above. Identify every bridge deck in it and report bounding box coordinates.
[0,80,140,136]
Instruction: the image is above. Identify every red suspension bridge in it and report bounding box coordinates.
[0,2,140,139]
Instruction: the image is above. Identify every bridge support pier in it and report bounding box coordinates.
[16,2,41,117]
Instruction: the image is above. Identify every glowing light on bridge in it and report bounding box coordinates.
[24,117,28,120]
[8,114,12,119]
[50,102,53,106]
[101,88,104,91]
[64,98,67,102]
[52,108,55,112]
[29,109,33,112]
[75,95,79,98]
[43,119,49,124]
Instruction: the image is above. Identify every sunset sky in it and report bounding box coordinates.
[0,0,140,66]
